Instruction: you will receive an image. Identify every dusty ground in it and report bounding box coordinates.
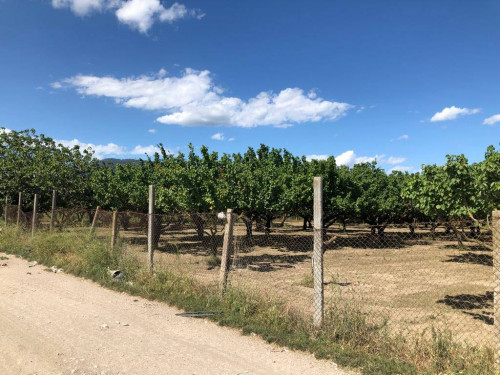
[0,252,352,375]
[119,221,493,347]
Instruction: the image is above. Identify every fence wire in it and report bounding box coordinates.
[1,202,498,360]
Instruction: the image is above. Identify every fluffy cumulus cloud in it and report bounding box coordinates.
[305,154,329,161]
[483,114,500,126]
[51,0,203,33]
[54,69,353,128]
[430,106,480,122]
[55,138,160,158]
[211,132,225,141]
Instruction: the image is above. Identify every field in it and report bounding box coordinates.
[101,214,494,348]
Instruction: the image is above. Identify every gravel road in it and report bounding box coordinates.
[0,253,352,375]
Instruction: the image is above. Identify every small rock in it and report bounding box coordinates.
[250,332,256,336]
[100,324,109,329]
[122,323,129,327]
[50,266,58,273]
[29,261,37,267]
[115,321,120,325]
[1,263,7,266]
[26,272,32,275]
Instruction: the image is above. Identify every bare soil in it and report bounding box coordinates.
[116,220,493,348]
[0,252,351,375]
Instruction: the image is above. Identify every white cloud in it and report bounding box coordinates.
[51,0,107,16]
[391,134,409,141]
[211,132,225,141]
[148,128,157,133]
[386,156,406,164]
[55,69,353,128]
[388,165,413,173]
[227,137,235,142]
[51,0,202,33]
[130,144,160,155]
[56,138,127,158]
[55,138,159,158]
[335,150,380,167]
[483,114,500,126]
[430,106,480,122]
[306,154,329,161]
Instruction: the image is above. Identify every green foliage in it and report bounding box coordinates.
[2,128,499,225]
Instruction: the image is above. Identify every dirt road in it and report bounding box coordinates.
[0,253,350,375]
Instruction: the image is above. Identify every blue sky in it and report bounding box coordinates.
[0,0,499,171]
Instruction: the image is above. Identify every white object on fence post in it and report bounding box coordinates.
[50,190,56,232]
[32,194,38,237]
[90,206,100,234]
[493,210,500,372]
[313,177,324,328]
[110,210,118,249]
[17,192,22,228]
[147,185,155,274]
[219,209,235,292]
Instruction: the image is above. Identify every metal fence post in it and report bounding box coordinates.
[219,209,235,292]
[493,210,500,372]
[313,177,324,328]
[50,190,56,231]
[147,185,155,274]
[31,194,38,237]
[17,192,22,228]
[110,210,118,249]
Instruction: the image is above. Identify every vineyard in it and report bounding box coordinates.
[1,128,500,374]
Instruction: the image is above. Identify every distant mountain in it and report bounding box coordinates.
[100,158,142,166]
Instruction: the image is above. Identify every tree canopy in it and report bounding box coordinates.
[1,128,499,228]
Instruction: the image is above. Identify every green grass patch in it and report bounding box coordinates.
[0,226,494,375]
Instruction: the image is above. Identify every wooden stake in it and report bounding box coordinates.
[147,185,155,274]
[50,190,56,231]
[219,209,235,292]
[313,177,324,328]
[17,192,22,228]
[90,206,101,234]
[32,194,38,238]
[110,210,118,249]
[4,196,8,226]
[493,211,500,372]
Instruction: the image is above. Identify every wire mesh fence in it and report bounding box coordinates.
[1,197,499,369]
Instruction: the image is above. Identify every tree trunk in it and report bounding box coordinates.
[409,223,415,236]
[191,213,204,239]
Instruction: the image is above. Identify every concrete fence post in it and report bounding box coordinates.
[493,210,500,372]
[110,210,119,249]
[219,209,235,292]
[313,177,324,328]
[50,190,56,232]
[31,194,38,237]
[147,185,155,274]
[17,192,22,228]
[90,206,100,234]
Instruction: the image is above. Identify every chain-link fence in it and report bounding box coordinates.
[1,194,499,371]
